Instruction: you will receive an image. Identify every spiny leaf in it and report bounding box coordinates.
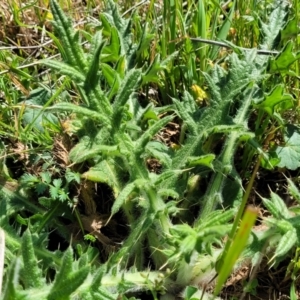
[260,1,287,49]
[52,247,73,285]
[48,266,90,300]
[42,60,86,82]
[82,159,123,197]
[1,258,20,300]
[198,209,235,229]
[69,143,119,164]
[145,141,173,168]
[50,0,86,69]
[271,228,297,261]
[269,191,290,219]
[46,102,111,127]
[112,69,142,131]
[261,196,282,219]
[84,36,105,93]
[136,115,174,155]
[21,231,43,288]
[286,178,300,203]
[109,179,147,218]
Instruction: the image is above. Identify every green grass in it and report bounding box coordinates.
[0,0,300,299]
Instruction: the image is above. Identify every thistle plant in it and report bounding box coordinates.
[1,0,299,299]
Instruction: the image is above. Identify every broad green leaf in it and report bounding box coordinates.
[269,41,300,73]
[187,154,215,168]
[142,52,178,84]
[22,88,58,132]
[254,85,293,115]
[101,63,120,88]
[183,286,198,299]
[281,17,299,41]
[101,26,121,62]
[260,151,280,170]
[275,124,300,170]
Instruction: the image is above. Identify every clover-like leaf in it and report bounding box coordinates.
[275,124,300,170]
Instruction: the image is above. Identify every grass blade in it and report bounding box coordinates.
[214,205,258,296]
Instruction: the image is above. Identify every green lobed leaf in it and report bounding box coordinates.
[254,85,293,115]
[101,63,120,88]
[187,154,215,168]
[269,41,300,73]
[82,160,123,197]
[101,26,121,63]
[281,17,299,41]
[275,125,300,170]
[142,52,178,84]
